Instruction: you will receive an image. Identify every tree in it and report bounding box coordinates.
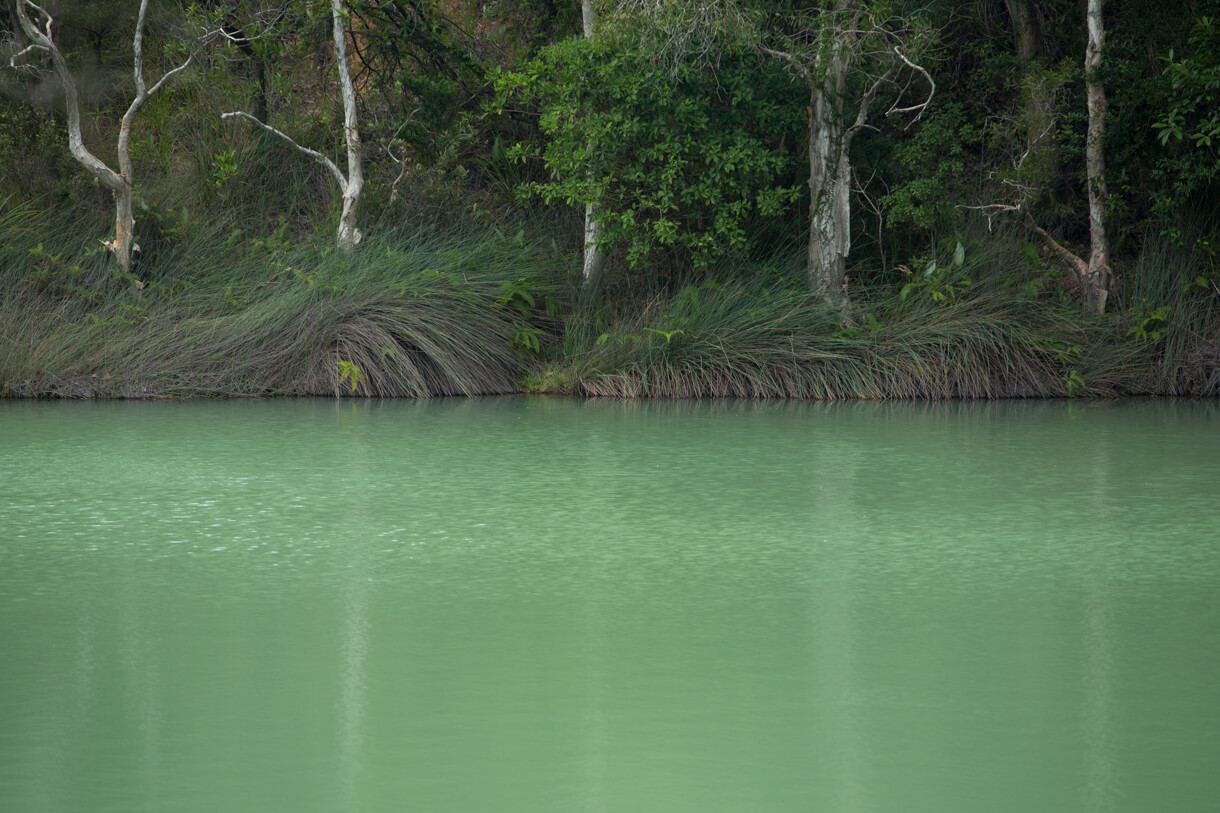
[580,0,605,284]
[9,0,201,278]
[760,2,934,300]
[608,0,934,299]
[223,0,363,251]
[1082,0,1110,315]
[964,0,1113,315]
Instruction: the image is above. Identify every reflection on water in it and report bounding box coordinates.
[2,398,1220,812]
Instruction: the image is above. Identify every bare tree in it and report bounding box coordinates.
[963,1,1111,315]
[9,0,202,278]
[223,0,363,251]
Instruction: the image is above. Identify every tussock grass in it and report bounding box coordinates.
[3,199,1217,400]
[0,202,560,398]
[557,278,1091,399]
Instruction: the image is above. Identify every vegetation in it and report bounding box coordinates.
[0,0,1216,399]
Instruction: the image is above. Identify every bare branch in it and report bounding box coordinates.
[132,0,150,98]
[221,111,348,190]
[957,202,1088,281]
[760,46,812,86]
[144,52,196,100]
[383,108,421,205]
[8,42,48,68]
[885,46,934,124]
[846,70,891,142]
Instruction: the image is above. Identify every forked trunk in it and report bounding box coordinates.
[12,0,196,281]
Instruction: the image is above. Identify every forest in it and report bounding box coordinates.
[0,0,1217,399]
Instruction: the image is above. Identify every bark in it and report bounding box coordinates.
[220,19,268,121]
[11,0,195,277]
[331,0,362,251]
[222,0,363,250]
[807,32,852,299]
[7,0,24,48]
[764,3,935,302]
[580,0,605,283]
[1084,0,1110,315]
[1003,0,1039,63]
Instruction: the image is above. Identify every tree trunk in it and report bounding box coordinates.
[13,0,195,279]
[112,185,136,273]
[580,0,605,283]
[1084,0,1111,315]
[332,0,362,251]
[807,28,851,299]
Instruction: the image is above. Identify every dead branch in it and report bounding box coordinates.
[220,111,347,189]
[885,46,934,123]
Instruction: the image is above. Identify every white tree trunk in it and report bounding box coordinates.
[12,0,195,277]
[223,0,363,251]
[1084,0,1110,315]
[332,0,362,251]
[580,0,605,283]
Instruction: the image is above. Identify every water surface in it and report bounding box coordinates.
[2,398,1218,812]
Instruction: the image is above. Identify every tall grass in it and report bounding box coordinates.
[550,224,1208,400]
[3,199,1217,400]
[0,201,562,398]
[1113,228,1220,395]
[555,279,1090,399]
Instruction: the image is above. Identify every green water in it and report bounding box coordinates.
[2,398,1219,812]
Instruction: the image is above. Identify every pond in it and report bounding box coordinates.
[2,397,1219,812]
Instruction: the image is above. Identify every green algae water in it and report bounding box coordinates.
[2,398,1219,812]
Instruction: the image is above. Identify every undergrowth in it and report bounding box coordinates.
[0,200,563,398]
[2,200,1216,400]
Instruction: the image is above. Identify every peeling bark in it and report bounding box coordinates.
[805,26,857,300]
[332,0,362,251]
[1084,0,1111,315]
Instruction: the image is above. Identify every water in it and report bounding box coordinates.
[1,397,1218,812]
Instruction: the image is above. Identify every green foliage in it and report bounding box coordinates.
[882,104,978,233]
[0,209,564,398]
[898,242,972,305]
[1153,18,1220,154]
[495,31,802,272]
[1148,16,1220,232]
[557,265,1096,399]
[1127,303,1172,343]
[336,359,366,394]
